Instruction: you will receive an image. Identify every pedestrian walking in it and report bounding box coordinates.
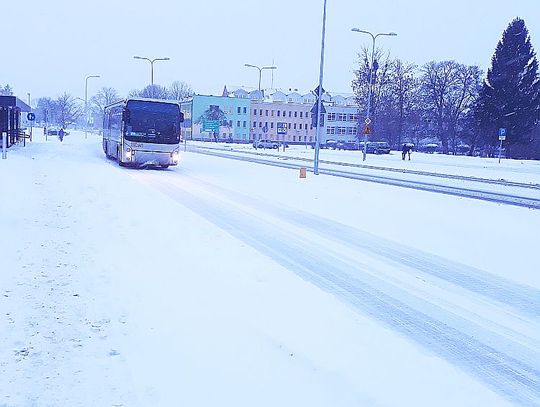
[402,143,413,160]
[58,128,65,142]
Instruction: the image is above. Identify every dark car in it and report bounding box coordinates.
[336,141,361,150]
[366,141,391,154]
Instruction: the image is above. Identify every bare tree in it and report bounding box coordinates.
[35,97,56,125]
[55,93,82,128]
[420,61,482,153]
[169,81,193,101]
[352,47,392,140]
[90,87,120,126]
[130,85,170,99]
[420,61,460,153]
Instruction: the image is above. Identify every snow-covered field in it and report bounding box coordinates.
[201,141,540,185]
[1,130,539,407]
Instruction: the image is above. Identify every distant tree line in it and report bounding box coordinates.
[31,80,193,130]
[352,18,540,159]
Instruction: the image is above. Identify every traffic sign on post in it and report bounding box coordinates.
[311,102,326,127]
[27,113,35,121]
[499,135,506,141]
[498,128,506,137]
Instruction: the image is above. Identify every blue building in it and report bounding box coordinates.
[180,95,251,142]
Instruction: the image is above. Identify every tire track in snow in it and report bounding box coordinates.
[134,172,540,407]
[173,172,540,320]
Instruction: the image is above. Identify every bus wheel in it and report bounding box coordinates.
[160,165,169,169]
[117,147,124,166]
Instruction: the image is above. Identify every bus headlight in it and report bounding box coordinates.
[171,150,179,163]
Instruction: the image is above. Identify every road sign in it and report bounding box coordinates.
[263,125,268,133]
[313,85,326,96]
[363,125,371,135]
[498,128,506,137]
[277,122,287,135]
[202,120,220,132]
[364,117,371,125]
[499,135,506,141]
[27,112,35,121]
[310,101,326,114]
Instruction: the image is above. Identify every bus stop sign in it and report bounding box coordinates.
[27,112,35,121]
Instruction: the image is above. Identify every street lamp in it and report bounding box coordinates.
[133,56,171,86]
[244,64,277,93]
[313,0,328,175]
[85,75,100,139]
[351,28,397,161]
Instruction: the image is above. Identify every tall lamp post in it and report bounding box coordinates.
[133,56,170,87]
[85,75,100,139]
[351,28,397,161]
[244,64,277,93]
[313,0,328,175]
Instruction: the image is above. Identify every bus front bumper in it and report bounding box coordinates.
[124,149,179,167]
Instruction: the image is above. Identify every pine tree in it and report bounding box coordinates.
[476,18,540,152]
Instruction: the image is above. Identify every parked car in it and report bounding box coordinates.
[366,141,391,154]
[324,139,337,149]
[253,139,279,149]
[47,128,69,136]
[336,141,361,150]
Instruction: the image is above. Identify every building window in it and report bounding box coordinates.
[293,136,296,141]
[338,113,347,121]
[237,120,240,127]
[288,111,292,117]
[253,121,256,127]
[237,107,241,114]
[293,123,297,129]
[338,126,347,134]
[277,111,281,117]
[300,112,303,118]
[283,111,286,117]
[243,107,247,114]
[271,110,274,116]
[328,113,336,121]
[270,122,274,128]
[259,122,262,127]
[259,109,263,115]
[348,114,355,121]
[299,124,302,130]
[253,109,257,115]
[294,111,298,118]
[327,127,336,134]
[243,121,246,128]
[265,110,268,116]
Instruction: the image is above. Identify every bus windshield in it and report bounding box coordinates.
[125,100,180,144]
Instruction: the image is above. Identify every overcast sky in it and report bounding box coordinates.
[2,0,539,101]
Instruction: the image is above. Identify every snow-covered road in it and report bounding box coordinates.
[1,130,539,406]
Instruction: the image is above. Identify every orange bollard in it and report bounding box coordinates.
[299,167,307,178]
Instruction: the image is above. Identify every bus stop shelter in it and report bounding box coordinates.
[0,96,31,148]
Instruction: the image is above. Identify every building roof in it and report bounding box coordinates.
[0,96,31,112]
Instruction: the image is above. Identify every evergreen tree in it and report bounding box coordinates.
[476,18,540,153]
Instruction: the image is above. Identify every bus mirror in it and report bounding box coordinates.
[122,110,131,123]
[179,112,185,123]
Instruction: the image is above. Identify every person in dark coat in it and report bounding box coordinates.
[402,143,412,160]
[58,128,65,142]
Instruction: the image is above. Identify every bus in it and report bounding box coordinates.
[103,98,184,168]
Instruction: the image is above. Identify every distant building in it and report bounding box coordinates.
[181,88,361,144]
[180,95,251,142]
